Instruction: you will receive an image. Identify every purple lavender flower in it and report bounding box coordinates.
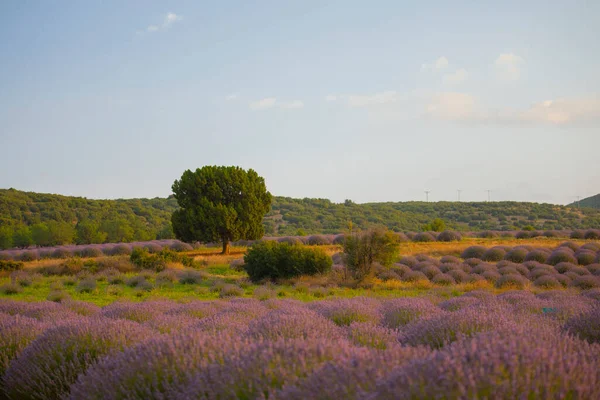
[3,317,154,399]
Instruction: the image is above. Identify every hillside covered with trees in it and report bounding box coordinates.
[1,188,599,249]
[266,197,600,235]
[569,194,600,210]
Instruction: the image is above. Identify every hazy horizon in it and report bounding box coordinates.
[1,1,599,205]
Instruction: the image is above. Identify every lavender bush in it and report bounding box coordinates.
[3,317,154,399]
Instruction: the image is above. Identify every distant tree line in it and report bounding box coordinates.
[265,197,600,235]
[1,188,599,250]
[0,189,177,249]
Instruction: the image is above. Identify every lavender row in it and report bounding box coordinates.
[0,239,194,262]
[372,242,600,289]
[1,291,599,399]
[3,228,600,262]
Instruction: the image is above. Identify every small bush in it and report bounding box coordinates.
[570,230,586,239]
[447,269,469,283]
[440,255,460,264]
[178,270,204,285]
[169,241,194,252]
[76,278,97,293]
[563,306,600,343]
[576,251,596,266]
[504,247,528,263]
[432,274,456,286]
[244,241,332,282]
[479,231,499,238]
[558,242,580,252]
[219,284,244,298]
[253,287,276,300]
[436,231,462,242]
[495,274,527,289]
[332,235,346,245]
[0,283,23,295]
[0,260,24,272]
[584,230,600,240]
[573,276,600,290]
[586,264,600,275]
[398,256,417,267]
[142,243,163,254]
[278,237,302,245]
[547,251,577,266]
[420,265,442,280]
[124,275,146,288]
[229,258,246,272]
[403,271,428,282]
[461,246,486,260]
[413,232,435,242]
[464,258,482,267]
[52,248,72,259]
[47,290,71,302]
[80,247,103,258]
[524,250,548,263]
[342,229,399,281]
[19,251,39,262]
[482,271,501,283]
[581,243,600,252]
[307,235,332,246]
[482,247,506,262]
[534,275,561,289]
[556,275,572,287]
[110,244,132,256]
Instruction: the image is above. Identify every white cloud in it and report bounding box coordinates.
[347,91,399,107]
[325,95,337,102]
[443,68,469,85]
[421,56,449,71]
[520,97,600,124]
[139,12,182,34]
[164,12,182,27]
[426,92,477,120]
[225,93,239,101]
[280,100,304,109]
[249,97,277,110]
[495,53,524,80]
[424,91,600,125]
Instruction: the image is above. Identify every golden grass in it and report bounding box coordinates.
[397,237,595,257]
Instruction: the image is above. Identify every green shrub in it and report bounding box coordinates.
[130,248,195,272]
[244,241,332,282]
[178,270,204,285]
[47,290,71,302]
[342,229,399,281]
[0,283,23,295]
[0,260,24,272]
[76,278,97,293]
[218,284,244,298]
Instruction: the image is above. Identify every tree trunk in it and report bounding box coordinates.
[221,239,230,255]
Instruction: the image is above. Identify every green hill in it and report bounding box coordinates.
[569,194,600,210]
[1,188,599,249]
[267,197,600,235]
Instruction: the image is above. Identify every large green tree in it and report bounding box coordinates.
[171,166,272,254]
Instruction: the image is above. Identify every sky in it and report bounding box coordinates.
[0,0,599,205]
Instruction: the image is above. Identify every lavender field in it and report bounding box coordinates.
[1,290,600,399]
[1,238,600,399]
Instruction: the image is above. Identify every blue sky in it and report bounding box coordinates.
[0,0,599,204]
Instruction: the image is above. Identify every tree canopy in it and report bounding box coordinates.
[171,166,272,254]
